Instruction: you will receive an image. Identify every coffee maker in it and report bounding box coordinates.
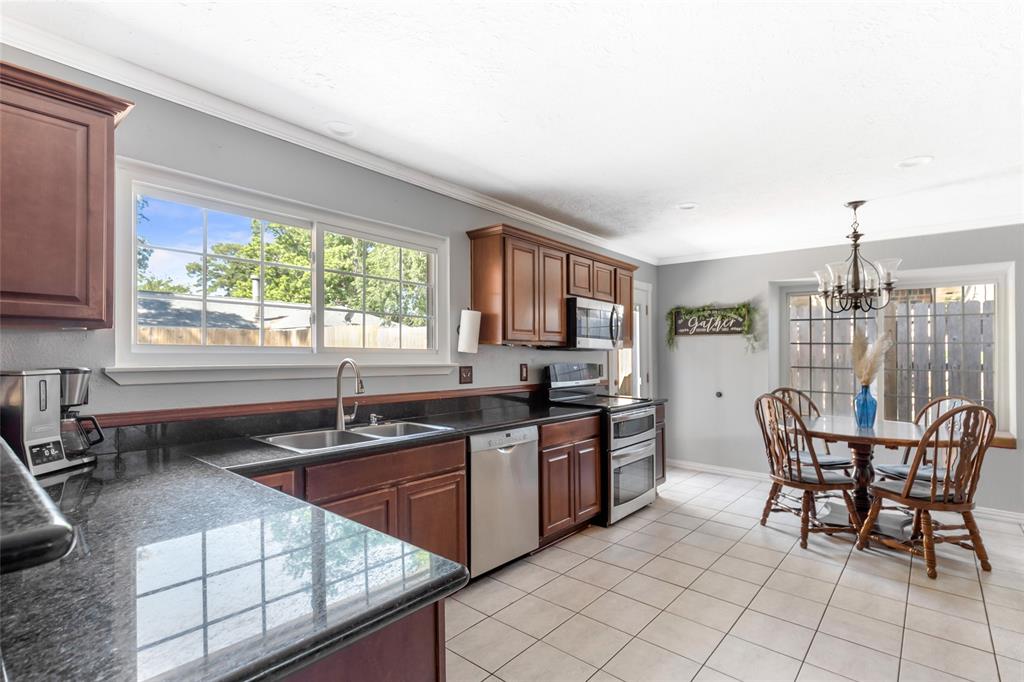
[1,368,104,476]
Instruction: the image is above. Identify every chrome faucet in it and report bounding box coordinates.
[336,358,365,430]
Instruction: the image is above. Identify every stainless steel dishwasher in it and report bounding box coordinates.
[469,426,539,577]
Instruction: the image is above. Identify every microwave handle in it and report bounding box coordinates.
[609,306,620,343]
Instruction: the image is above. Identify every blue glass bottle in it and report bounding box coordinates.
[854,385,877,429]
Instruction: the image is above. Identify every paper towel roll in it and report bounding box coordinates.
[457,309,481,354]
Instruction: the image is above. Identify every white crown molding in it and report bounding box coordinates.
[0,19,655,266]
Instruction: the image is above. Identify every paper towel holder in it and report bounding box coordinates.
[457,309,482,354]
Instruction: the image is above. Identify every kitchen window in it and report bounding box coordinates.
[113,160,451,383]
[784,275,1007,424]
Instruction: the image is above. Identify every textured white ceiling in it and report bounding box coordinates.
[4,1,1021,263]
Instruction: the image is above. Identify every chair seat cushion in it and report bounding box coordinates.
[784,469,851,485]
[872,479,960,502]
[799,452,851,469]
[876,464,944,482]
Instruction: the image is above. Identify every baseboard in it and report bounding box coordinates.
[666,458,1024,524]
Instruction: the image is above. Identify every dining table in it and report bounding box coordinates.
[803,415,926,538]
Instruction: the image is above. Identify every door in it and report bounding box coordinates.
[539,247,567,343]
[573,438,601,522]
[611,280,653,398]
[504,237,540,341]
[251,470,298,497]
[540,444,575,538]
[592,262,616,302]
[615,269,634,348]
[323,487,398,535]
[0,83,115,326]
[398,471,467,564]
[567,254,594,297]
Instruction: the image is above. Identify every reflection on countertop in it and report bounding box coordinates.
[0,450,466,681]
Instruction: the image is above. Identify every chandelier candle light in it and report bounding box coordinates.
[852,328,894,428]
[814,201,901,313]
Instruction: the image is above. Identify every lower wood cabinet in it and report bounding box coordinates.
[398,471,467,565]
[323,487,398,535]
[539,417,603,542]
[251,470,298,497]
[655,404,666,485]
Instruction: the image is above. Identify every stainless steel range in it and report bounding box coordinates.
[546,362,657,524]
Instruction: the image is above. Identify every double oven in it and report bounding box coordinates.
[607,405,658,523]
[546,362,658,525]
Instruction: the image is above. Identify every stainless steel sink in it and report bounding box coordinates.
[253,421,452,454]
[349,422,452,438]
[253,429,377,454]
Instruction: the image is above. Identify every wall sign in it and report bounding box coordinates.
[665,302,756,350]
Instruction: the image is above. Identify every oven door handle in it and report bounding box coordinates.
[610,407,657,424]
[611,441,655,467]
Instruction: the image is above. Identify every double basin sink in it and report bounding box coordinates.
[253,421,453,455]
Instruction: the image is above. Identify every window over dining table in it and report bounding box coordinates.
[786,283,997,420]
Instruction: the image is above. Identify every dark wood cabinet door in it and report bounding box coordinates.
[573,438,602,522]
[567,254,594,298]
[540,444,575,538]
[592,261,616,302]
[252,470,298,497]
[398,471,467,564]
[503,237,540,342]
[655,423,666,485]
[323,488,399,535]
[615,269,634,348]
[539,247,566,343]
[0,64,131,327]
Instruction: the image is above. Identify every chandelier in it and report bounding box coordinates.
[814,200,901,313]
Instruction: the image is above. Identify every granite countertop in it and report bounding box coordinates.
[0,401,603,681]
[0,441,75,573]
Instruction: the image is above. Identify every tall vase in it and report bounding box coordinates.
[854,385,877,429]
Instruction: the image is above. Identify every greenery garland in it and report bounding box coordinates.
[665,302,757,350]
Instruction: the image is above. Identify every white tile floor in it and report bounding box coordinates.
[445,466,1024,682]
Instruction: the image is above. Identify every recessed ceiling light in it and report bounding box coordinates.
[896,155,934,168]
[324,120,357,139]
[677,202,699,210]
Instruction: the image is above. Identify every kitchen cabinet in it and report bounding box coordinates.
[468,224,636,346]
[252,470,298,497]
[616,268,634,348]
[539,246,567,343]
[397,471,467,565]
[300,438,467,564]
[655,404,666,485]
[0,62,132,328]
[567,254,594,297]
[593,261,616,302]
[540,443,575,537]
[539,416,603,542]
[324,488,398,535]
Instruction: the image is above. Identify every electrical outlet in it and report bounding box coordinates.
[459,366,473,384]
[519,363,528,382]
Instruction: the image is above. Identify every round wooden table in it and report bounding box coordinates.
[804,415,925,536]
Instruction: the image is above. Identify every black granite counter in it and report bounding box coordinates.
[0,440,75,573]
[0,400,604,681]
[0,450,467,681]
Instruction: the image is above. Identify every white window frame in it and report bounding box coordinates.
[108,158,453,385]
[773,262,1016,435]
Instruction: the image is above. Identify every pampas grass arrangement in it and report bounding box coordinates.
[852,328,893,386]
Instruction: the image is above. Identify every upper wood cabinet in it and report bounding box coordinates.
[468,224,636,346]
[592,261,616,302]
[0,62,132,328]
[567,254,594,298]
[616,268,634,348]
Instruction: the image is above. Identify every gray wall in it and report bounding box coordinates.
[0,46,657,415]
[657,224,1024,513]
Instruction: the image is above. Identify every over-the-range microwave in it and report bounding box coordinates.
[565,297,625,350]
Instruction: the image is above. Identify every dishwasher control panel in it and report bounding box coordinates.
[469,426,538,452]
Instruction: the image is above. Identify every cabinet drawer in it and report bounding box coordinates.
[306,439,465,504]
[540,416,601,448]
[251,470,298,497]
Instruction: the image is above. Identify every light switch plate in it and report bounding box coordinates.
[459,366,473,384]
[519,363,528,382]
